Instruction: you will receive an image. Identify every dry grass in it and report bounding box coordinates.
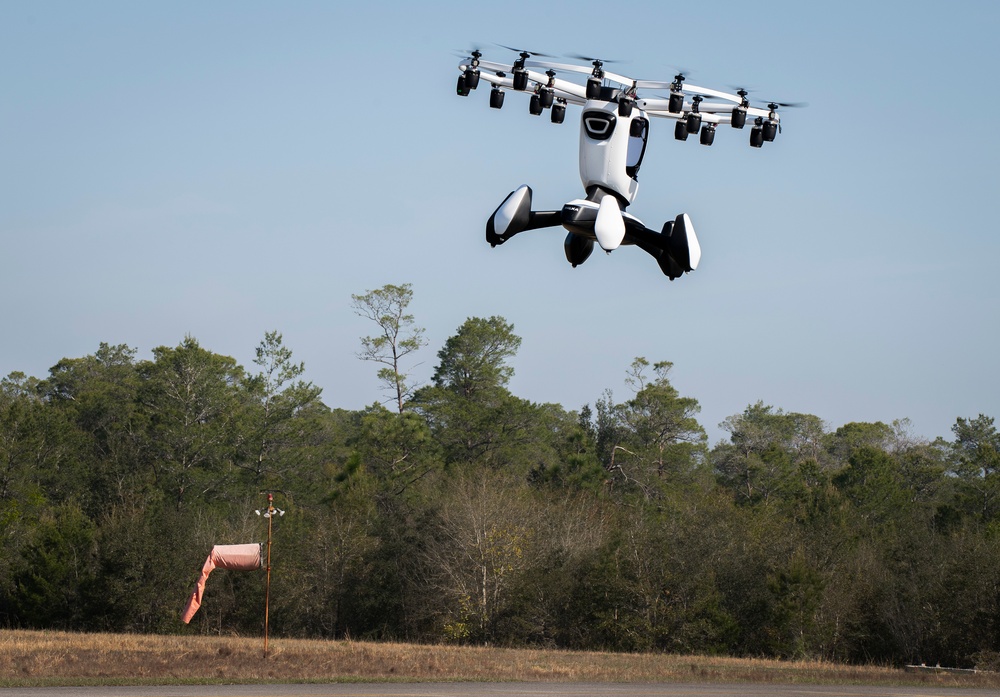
[1,629,998,689]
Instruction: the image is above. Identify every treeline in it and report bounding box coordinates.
[1,284,999,669]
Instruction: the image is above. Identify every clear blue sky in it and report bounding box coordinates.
[2,1,997,444]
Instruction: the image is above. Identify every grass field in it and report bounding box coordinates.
[1,629,997,689]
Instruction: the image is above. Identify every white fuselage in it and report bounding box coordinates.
[578,100,648,205]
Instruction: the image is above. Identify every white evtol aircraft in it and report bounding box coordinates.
[456,47,801,279]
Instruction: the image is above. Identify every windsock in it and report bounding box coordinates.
[181,543,262,623]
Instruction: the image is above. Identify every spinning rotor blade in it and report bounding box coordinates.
[762,100,808,109]
[497,44,555,58]
[567,53,623,64]
[564,54,636,88]
[569,54,628,80]
[722,83,809,110]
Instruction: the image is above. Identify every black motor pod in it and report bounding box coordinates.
[564,232,595,268]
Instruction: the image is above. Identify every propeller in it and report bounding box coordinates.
[567,53,623,65]
[742,100,803,139]
[763,100,808,110]
[454,46,487,62]
[567,54,615,82]
[497,44,553,56]
[495,45,556,90]
[668,67,693,88]
[729,86,752,107]
[762,100,806,132]
[728,86,807,113]
[561,55,641,93]
[497,44,555,64]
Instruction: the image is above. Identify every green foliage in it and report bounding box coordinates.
[431,316,521,399]
[40,344,147,513]
[354,403,439,496]
[237,331,323,491]
[271,490,381,638]
[528,405,606,493]
[713,402,826,507]
[136,336,252,509]
[417,470,536,644]
[88,502,195,633]
[766,551,824,658]
[1,307,999,668]
[9,502,97,628]
[833,446,911,526]
[589,359,708,501]
[351,283,427,413]
[1,372,60,505]
[826,421,895,463]
[949,414,1000,521]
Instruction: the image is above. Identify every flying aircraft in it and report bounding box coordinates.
[456,48,800,279]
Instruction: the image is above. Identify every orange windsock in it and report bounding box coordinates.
[181,543,262,623]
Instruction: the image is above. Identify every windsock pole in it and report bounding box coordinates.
[264,492,274,657]
[255,492,284,657]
